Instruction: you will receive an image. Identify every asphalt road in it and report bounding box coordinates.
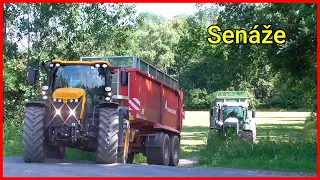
[3,157,315,177]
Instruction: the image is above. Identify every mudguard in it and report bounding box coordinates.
[25,101,46,108]
[98,102,118,109]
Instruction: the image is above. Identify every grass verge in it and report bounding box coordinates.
[198,121,316,173]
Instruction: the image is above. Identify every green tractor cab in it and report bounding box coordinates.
[209,91,256,141]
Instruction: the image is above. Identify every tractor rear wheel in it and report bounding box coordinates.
[23,106,46,163]
[97,107,119,164]
[169,135,180,166]
[146,133,170,166]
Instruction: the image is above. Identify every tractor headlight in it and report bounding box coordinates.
[58,99,62,103]
[95,64,100,68]
[105,87,111,91]
[75,99,79,103]
[107,92,113,97]
[55,63,60,67]
[69,99,73,103]
[42,85,49,91]
[53,98,57,102]
[105,97,111,101]
[43,96,48,100]
[102,64,108,68]
[41,91,46,95]
[49,63,54,68]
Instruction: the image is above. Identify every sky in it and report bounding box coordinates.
[133,3,198,19]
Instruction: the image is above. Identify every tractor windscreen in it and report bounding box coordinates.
[222,107,244,120]
[54,65,105,96]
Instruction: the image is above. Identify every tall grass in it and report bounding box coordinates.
[199,119,317,173]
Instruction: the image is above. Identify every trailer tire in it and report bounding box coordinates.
[23,106,46,163]
[146,133,170,166]
[169,135,180,166]
[97,107,119,164]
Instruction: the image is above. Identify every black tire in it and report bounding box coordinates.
[23,106,46,163]
[126,152,135,164]
[169,135,180,166]
[146,133,170,166]
[97,107,119,164]
[241,131,253,141]
[117,119,130,163]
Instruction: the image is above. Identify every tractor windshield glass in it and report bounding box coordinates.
[223,107,244,120]
[54,65,105,95]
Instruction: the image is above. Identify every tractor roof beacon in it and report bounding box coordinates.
[23,56,184,166]
[209,91,256,142]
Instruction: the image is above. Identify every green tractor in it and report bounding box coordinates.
[209,91,256,141]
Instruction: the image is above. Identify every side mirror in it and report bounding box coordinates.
[120,71,128,86]
[252,110,256,118]
[27,68,39,85]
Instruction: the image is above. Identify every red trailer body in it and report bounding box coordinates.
[81,56,184,166]
[115,68,184,155]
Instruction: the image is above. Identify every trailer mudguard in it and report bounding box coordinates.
[144,132,164,148]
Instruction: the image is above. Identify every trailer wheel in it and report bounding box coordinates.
[146,133,170,166]
[169,135,180,166]
[23,106,46,163]
[117,119,130,163]
[97,107,119,164]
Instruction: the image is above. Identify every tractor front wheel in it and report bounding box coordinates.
[97,107,119,164]
[23,106,46,163]
[241,131,254,141]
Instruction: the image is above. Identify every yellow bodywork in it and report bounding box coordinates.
[52,88,86,119]
[52,59,113,67]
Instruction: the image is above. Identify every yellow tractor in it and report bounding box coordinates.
[23,59,130,164]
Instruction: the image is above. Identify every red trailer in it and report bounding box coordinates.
[81,56,185,166]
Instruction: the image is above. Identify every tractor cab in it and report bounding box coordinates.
[209,91,256,141]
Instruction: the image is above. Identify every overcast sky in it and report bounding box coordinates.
[133,3,198,19]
